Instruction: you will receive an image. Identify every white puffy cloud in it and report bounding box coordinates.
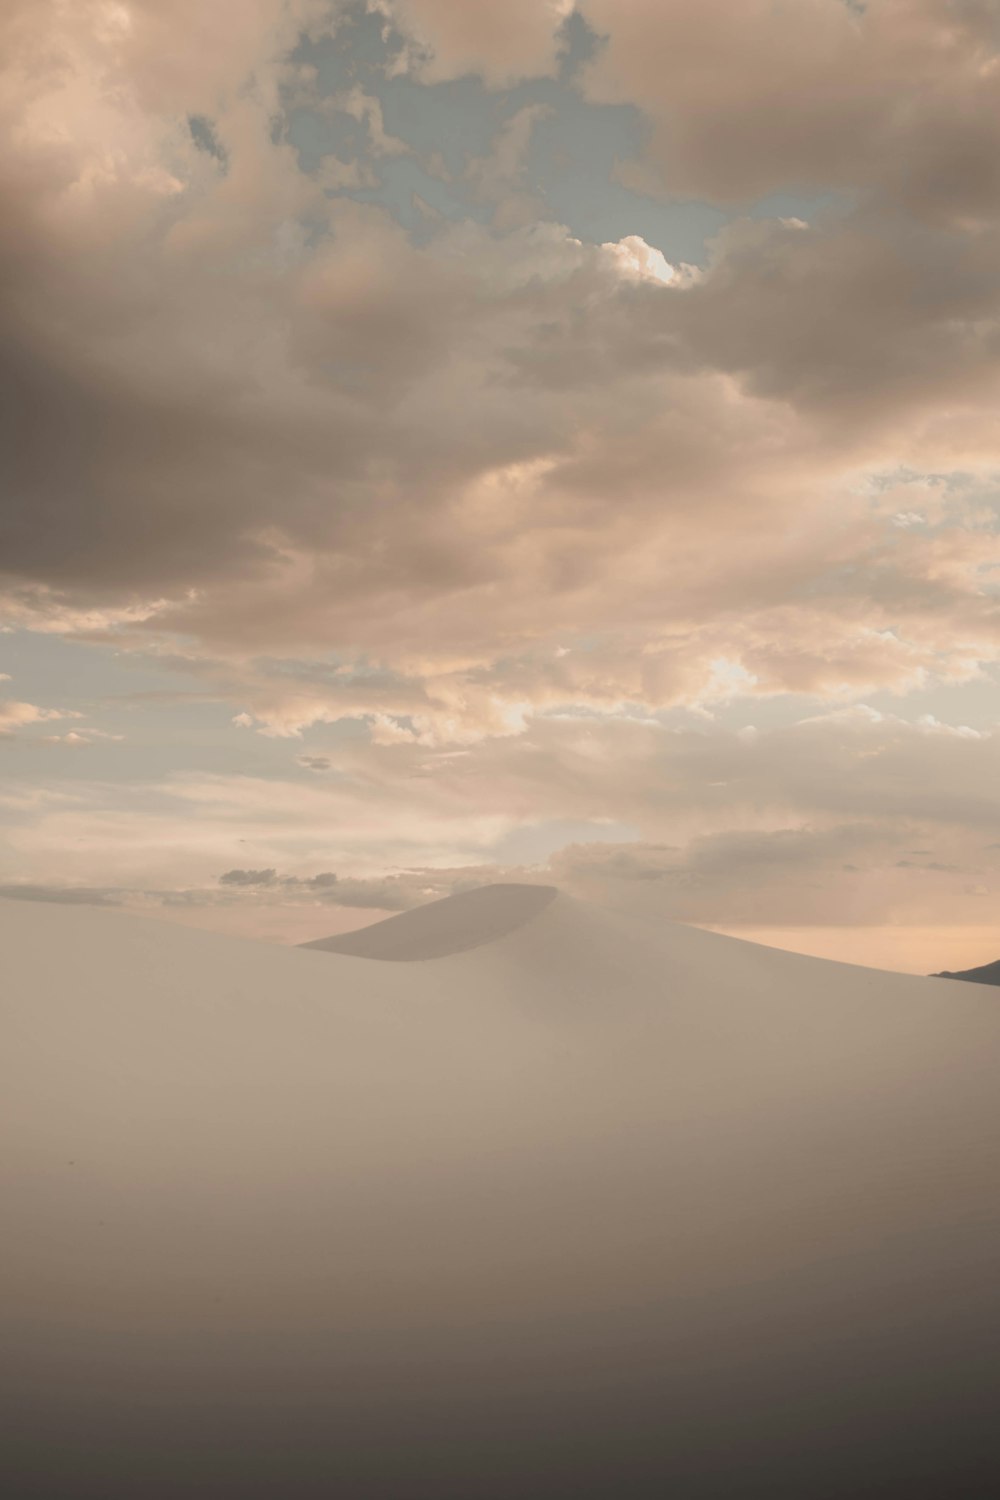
[0,699,81,734]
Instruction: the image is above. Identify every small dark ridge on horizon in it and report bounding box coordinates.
[301,882,558,962]
[932,958,1000,987]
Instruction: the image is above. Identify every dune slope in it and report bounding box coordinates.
[4,886,1000,1497]
[934,956,1000,986]
[302,881,557,959]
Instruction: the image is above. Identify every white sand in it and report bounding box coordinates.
[5,885,1000,1496]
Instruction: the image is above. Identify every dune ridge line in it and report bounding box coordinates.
[300,881,559,961]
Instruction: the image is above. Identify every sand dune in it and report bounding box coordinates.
[302,882,557,960]
[934,957,1000,986]
[5,885,1000,1496]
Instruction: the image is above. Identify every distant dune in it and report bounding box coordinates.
[302,882,558,960]
[933,957,1000,986]
[5,885,1000,1496]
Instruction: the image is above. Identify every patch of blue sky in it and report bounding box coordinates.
[861,668,1000,730]
[285,3,843,266]
[254,654,404,686]
[525,99,726,264]
[533,701,661,725]
[289,4,393,95]
[188,114,227,166]
[380,74,504,174]
[284,105,367,174]
[0,632,323,785]
[700,693,852,735]
[696,663,1000,735]
[868,465,983,493]
[0,703,333,788]
[351,156,489,232]
[0,630,198,708]
[743,189,847,224]
[869,469,1000,536]
[555,6,603,78]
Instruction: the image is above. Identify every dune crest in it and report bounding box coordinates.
[301,881,558,960]
[934,957,1000,986]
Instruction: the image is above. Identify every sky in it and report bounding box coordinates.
[3,0,1000,970]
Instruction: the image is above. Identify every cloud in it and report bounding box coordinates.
[6,159,998,737]
[382,0,574,86]
[0,883,123,907]
[3,0,1000,944]
[218,867,279,886]
[0,865,521,918]
[3,3,1000,742]
[40,728,125,747]
[579,0,1000,225]
[2,705,997,928]
[0,699,81,734]
[465,103,553,227]
[297,754,334,771]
